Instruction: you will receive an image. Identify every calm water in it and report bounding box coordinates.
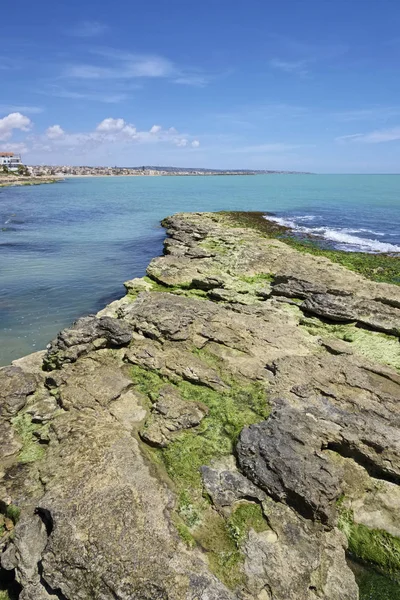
[1,174,400,365]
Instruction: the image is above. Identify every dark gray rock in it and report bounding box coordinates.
[43,315,132,370]
[237,394,400,525]
[303,293,400,336]
[237,399,341,524]
[271,275,327,298]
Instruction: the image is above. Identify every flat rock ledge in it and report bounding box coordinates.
[1,211,400,600]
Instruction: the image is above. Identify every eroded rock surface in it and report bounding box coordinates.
[141,385,209,447]
[1,212,400,600]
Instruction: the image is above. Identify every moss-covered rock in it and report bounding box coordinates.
[350,560,400,600]
[339,508,400,581]
[5,211,400,600]
[217,210,400,286]
[11,413,48,464]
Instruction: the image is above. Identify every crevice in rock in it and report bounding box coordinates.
[374,296,400,309]
[0,565,22,599]
[299,302,400,339]
[360,364,400,385]
[325,441,400,486]
[299,306,355,326]
[283,487,319,523]
[264,363,278,376]
[38,561,68,599]
[35,507,54,536]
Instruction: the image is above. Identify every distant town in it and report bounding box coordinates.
[0,152,310,187]
[28,165,310,177]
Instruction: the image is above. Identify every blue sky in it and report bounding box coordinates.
[1,0,400,172]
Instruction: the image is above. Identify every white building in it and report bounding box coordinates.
[0,152,23,172]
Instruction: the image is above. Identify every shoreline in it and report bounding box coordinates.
[230,211,400,284]
[0,176,62,188]
[0,212,399,599]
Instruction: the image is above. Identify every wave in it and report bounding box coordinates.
[290,214,318,222]
[266,215,400,253]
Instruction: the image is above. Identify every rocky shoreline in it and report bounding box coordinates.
[0,176,61,189]
[1,211,400,600]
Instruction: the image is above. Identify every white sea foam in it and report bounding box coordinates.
[266,215,400,253]
[291,214,318,221]
[340,227,385,236]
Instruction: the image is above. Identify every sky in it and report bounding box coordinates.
[1,0,400,173]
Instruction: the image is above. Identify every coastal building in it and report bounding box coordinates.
[0,152,23,172]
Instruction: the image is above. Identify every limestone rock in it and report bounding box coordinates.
[237,392,400,525]
[303,293,400,336]
[2,211,400,599]
[43,315,132,370]
[201,457,266,508]
[140,385,208,447]
[30,405,235,600]
[243,498,358,600]
[125,338,227,391]
[0,365,36,418]
[0,420,22,459]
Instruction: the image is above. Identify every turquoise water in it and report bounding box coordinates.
[1,174,399,365]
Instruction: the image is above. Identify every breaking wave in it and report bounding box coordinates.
[266,215,400,253]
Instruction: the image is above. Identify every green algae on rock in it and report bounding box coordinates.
[128,361,270,587]
[339,508,400,582]
[11,413,48,464]
[2,211,400,599]
[217,210,400,286]
[350,560,400,600]
[300,317,400,371]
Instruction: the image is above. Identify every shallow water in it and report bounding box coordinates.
[0,174,399,365]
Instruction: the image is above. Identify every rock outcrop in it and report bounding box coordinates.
[1,211,399,600]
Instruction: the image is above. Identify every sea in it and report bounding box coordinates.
[1,174,399,366]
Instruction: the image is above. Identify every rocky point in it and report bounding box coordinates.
[0,211,399,600]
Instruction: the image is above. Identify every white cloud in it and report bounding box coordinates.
[174,75,209,87]
[96,118,126,132]
[129,57,175,78]
[69,21,108,38]
[46,125,65,139]
[0,142,28,154]
[0,112,32,141]
[150,125,162,134]
[65,65,115,79]
[30,118,199,156]
[336,127,400,144]
[122,125,137,137]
